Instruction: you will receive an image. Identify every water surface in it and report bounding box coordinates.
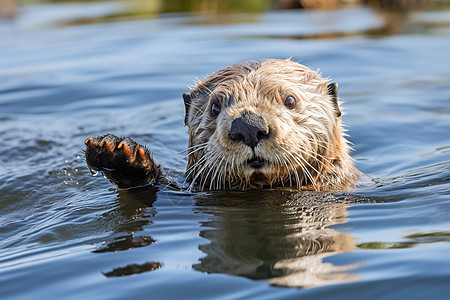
[1,2,450,299]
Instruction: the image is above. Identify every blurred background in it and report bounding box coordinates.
[2,0,450,20]
[2,0,450,23]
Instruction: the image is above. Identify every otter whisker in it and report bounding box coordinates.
[210,155,226,190]
[185,146,208,158]
[279,145,303,189]
[287,152,304,189]
[183,152,210,185]
[285,162,301,188]
[221,158,230,190]
[271,149,286,187]
[272,149,282,180]
[158,142,209,178]
[189,160,210,191]
[280,150,297,188]
[274,148,293,187]
[175,143,209,183]
[281,145,318,190]
[185,151,208,175]
[282,159,293,187]
[287,144,340,190]
[312,143,347,178]
[210,151,223,190]
[186,147,218,190]
[183,143,208,154]
[178,142,209,155]
[219,156,229,190]
[291,151,330,190]
[299,144,343,179]
[200,148,223,190]
[198,150,219,191]
[228,156,235,189]
[222,159,230,190]
[296,143,343,188]
[178,145,209,162]
[216,158,223,190]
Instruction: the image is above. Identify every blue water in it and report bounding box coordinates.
[1,2,450,299]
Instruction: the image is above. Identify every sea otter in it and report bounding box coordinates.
[84,59,360,191]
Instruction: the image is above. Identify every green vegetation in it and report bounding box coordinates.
[358,232,450,250]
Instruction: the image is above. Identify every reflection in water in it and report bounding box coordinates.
[94,187,162,277]
[103,262,161,278]
[359,231,450,249]
[93,186,368,284]
[94,235,155,253]
[193,190,366,288]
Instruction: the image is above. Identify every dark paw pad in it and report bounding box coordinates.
[85,134,161,188]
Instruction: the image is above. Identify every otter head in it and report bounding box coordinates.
[183,59,358,191]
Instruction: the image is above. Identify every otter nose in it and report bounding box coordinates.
[229,112,269,149]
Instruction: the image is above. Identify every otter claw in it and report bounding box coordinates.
[122,143,133,158]
[138,148,147,161]
[105,141,116,152]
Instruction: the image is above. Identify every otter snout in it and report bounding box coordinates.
[229,111,269,149]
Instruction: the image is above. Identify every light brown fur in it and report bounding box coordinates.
[184,59,360,191]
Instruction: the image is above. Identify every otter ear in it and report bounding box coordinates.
[327,82,342,118]
[183,92,192,126]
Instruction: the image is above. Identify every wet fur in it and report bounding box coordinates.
[184,59,359,191]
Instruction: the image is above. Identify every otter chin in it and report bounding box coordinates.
[183,59,360,191]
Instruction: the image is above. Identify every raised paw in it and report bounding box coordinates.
[84,134,162,188]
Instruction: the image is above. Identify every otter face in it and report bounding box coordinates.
[183,59,357,191]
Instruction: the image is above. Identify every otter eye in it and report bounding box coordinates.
[284,96,296,110]
[211,103,221,117]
